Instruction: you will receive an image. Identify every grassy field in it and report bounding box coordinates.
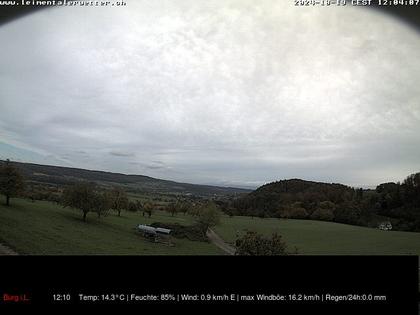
[214,215,420,255]
[1,198,420,256]
[0,198,223,255]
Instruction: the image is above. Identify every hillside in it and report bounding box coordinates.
[0,160,250,197]
[226,176,420,232]
[0,198,222,255]
[231,178,357,216]
[249,179,354,202]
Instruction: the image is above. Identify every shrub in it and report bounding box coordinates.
[235,231,296,255]
[150,222,208,242]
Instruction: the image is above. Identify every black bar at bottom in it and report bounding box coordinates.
[0,256,418,313]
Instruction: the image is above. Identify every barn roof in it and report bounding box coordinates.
[137,224,171,235]
[137,224,157,234]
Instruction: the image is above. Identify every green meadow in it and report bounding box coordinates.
[1,198,420,256]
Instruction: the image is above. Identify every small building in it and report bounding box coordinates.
[137,224,172,244]
[378,221,392,231]
[155,227,171,235]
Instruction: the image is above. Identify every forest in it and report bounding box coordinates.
[220,173,420,232]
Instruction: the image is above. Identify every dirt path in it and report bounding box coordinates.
[206,228,236,255]
[0,242,18,255]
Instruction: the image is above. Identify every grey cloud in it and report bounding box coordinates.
[146,165,167,170]
[0,1,419,188]
[109,151,135,157]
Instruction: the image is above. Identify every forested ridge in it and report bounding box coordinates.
[221,174,420,232]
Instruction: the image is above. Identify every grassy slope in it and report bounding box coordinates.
[1,198,420,256]
[0,198,222,255]
[214,215,420,255]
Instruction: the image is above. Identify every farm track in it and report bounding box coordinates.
[207,228,236,255]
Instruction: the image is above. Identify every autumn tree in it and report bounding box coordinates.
[166,200,189,217]
[128,201,138,212]
[310,201,335,221]
[195,202,221,235]
[179,201,190,215]
[62,182,97,222]
[0,160,25,206]
[187,203,200,217]
[142,201,153,218]
[93,190,113,219]
[165,202,178,216]
[403,173,420,204]
[110,187,129,217]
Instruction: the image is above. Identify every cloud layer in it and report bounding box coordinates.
[0,1,419,188]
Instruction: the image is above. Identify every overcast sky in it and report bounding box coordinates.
[0,1,419,188]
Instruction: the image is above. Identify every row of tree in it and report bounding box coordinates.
[61,182,161,221]
[59,182,222,234]
[60,185,223,237]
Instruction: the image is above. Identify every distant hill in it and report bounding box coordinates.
[0,160,250,197]
[231,178,356,217]
[253,179,353,196]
